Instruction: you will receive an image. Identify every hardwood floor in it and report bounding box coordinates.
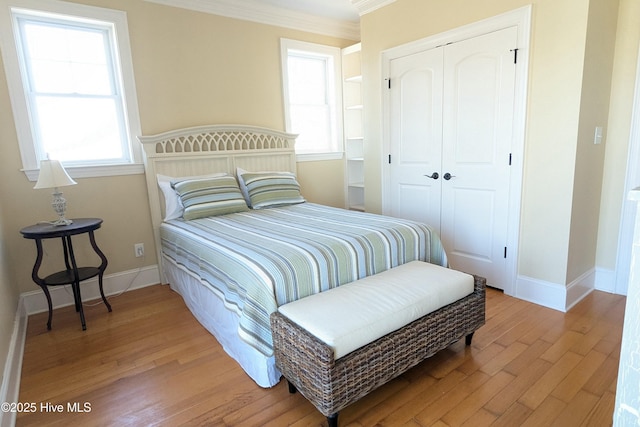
[17,284,625,426]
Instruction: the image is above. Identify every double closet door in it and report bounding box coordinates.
[387,27,517,288]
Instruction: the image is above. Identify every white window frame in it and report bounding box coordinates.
[280,38,343,162]
[0,0,143,180]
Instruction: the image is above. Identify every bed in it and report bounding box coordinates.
[138,125,448,387]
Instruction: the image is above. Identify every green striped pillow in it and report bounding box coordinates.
[171,175,249,220]
[240,171,305,209]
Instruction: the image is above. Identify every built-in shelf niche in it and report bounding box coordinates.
[343,43,364,211]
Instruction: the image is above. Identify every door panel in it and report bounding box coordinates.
[441,27,517,287]
[395,184,435,224]
[450,188,495,261]
[389,48,443,229]
[453,56,502,164]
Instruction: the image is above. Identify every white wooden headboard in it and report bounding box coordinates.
[138,124,298,282]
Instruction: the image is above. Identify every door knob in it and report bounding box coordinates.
[444,173,456,180]
[424,172,439,180]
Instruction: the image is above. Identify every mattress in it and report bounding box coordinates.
[160,203,447,357]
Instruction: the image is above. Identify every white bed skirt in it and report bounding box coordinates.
[162,255,282,388]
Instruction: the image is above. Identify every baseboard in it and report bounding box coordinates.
[594,267,616,293]
[565,269,595,311]
[515,269,595,313]
[0,298,27,427]
[515,275,568,312]
[21,265,160,315]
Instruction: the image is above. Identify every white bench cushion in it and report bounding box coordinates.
[277,261,474,359]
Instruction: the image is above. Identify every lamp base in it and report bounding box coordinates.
[50,189,72,226]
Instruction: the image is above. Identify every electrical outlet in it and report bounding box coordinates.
[134,243,144,258]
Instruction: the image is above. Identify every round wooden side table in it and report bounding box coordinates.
[20,218,111,330]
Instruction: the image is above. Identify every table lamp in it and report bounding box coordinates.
[34,158,77,226]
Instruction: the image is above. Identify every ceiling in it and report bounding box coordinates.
[255,0,360,22]
[144,0,397,40]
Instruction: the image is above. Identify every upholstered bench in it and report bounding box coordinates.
[270,261,486,427]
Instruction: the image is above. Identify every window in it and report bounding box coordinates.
[0,0,142,180]
[281,39,343,161]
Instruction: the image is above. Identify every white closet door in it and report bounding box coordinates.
[388,48,444,232]
[387,26,517,288]
[441,26,517,287]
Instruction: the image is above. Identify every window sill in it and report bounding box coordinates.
[23,162,145,182]
[296,152,344,162]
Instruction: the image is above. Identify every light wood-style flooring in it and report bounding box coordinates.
[17,284,625,426]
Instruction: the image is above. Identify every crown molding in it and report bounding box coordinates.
[144,0,360,41]
[351,0,396,16]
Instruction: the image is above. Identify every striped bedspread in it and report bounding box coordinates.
[160,203,447,356]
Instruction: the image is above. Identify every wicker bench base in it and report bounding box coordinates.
[270,274,486,427]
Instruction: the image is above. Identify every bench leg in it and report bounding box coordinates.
[465,332,475,346]
[327,413,338,427]
[285,379,337,426]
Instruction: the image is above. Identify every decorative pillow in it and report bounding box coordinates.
[171,175,249,220]
[157,173,227,220]
[236,167,252,205]
[237,169,305,209]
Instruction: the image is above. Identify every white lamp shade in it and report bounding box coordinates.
[33,159,77,189]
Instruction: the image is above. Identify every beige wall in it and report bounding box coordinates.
[297,160,346,208]
[1,0,635,314]
[361,0,628,287]
[567,0,619,283]
[514,0,590,284]
[0,0,350,296]
[0,48,22,379]
[597,0,640,272]
[0,201,20,387]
